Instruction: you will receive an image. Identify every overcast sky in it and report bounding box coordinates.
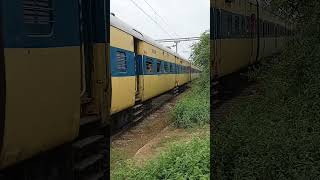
[111,0,210,60]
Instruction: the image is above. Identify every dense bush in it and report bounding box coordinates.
[112,136,210,180]
[171,77,210,128]
[171,31,210,128]
[213,2,320,177]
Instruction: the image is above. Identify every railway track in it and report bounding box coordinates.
[111,85,189,139]
[211,54,280,125]
[211,66,260,125]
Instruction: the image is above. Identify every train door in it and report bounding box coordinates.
[134,38,142,101]
[212,8,222,77]
[0,2,4,166]
[175,56,179,86]
[80,0,110,122]
[249,12,258,64]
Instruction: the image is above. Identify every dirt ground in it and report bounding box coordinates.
[111,92,203,167]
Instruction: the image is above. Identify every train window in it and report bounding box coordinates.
[164,62,169,73]
[146,59,153,73]
[116,51,127,73]
[235,16,240,36]
[246,16,250,36]
[156,61,161,73]
[241,16,245,36]
[227,15,232,37]
[216,10,221,38]
[24,0,54,35]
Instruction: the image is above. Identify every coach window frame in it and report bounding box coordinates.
[164,61,169,73]
[146,58,153,74]
[235,15,240,37]
[24,0,55,36]
[156,60,162,74]
[227,14,232,37]
[116,51,128,73]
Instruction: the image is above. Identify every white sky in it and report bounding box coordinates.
[111,0,210,60]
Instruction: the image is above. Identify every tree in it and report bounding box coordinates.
[190,31,210,72]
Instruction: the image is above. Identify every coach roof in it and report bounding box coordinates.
[110,14,187,61]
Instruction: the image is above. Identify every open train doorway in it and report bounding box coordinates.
[134,37,142,101]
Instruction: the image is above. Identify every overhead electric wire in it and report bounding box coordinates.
[142,0,172,28]
[129,0,191,59]
[129,0,173,38]
[142,0,190,54]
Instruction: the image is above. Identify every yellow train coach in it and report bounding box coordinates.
[1,0,111,179]
[110,14,200,128]
[211,0,293,79]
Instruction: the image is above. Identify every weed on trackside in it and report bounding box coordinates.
[213,34,320,179]
[111,135,210,180]
[171,77,210,129]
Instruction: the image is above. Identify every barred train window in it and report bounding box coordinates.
[116,51,127,72]
[157,61,161,73]
[235,16,240,35]
[164,62,169,72]
[24,0,54,35]
[227,15,232,36]
[146,59,153,73]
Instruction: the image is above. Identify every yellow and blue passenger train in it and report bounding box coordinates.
[211,0,293,80]
[110,14,200,128]
[0,1,200,179]
[1,0,112,179]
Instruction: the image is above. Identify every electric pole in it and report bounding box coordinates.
[155,37,201,54]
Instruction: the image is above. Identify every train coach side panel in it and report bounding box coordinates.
[137,42,175,101]
[110,26,136,114]
[219,38,252,77]
[0,0,80,169]
[140,55,176,101]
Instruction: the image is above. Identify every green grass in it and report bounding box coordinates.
[111,135,210,180]
[171,73,210,128]
[110,148,130,171]
[213,37,320,179]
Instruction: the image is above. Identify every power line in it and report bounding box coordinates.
[129,0,191,59]
[141,0,190,54]
[129,0,173,38]
[142,0,172,29]
[156,37,201,42]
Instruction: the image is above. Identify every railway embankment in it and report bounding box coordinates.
[111,31,210,179]
[111,80,210,179]
[213,21,320,178]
